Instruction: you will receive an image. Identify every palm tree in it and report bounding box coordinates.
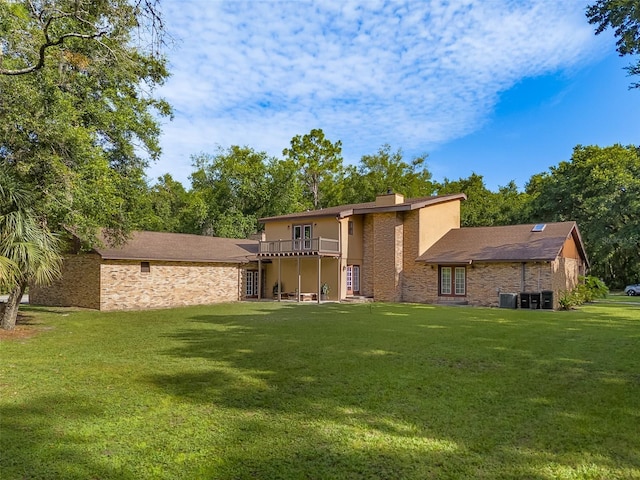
[0,167,62,330]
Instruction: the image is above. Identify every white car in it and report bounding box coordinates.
[624,284,640,296]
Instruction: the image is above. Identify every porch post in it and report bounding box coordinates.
[258,259,262,300]
[317,256,321,304]
[297,257,301,302]
[278,257,282,302]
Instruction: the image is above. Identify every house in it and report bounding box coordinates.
[255,192,589,309]
[31,191,589,311]
[29,231,258,311]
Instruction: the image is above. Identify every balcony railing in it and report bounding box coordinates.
[258,237,340,256]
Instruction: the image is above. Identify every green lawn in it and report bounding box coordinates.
[2,302,639,479]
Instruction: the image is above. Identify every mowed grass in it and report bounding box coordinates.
[1,302,639,479]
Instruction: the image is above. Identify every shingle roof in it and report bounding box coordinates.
[259,193,466,222]
[94,231,258,264]
[417,222,588,266]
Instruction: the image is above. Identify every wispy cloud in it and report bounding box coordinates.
[150,0,604,184]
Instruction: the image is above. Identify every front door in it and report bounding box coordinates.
[346,265,360,295]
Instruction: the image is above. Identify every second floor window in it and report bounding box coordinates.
[293,224,312,250]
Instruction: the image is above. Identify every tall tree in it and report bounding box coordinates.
[587,0,640,89]
[283,128,343,209]
[436,174,529,227]
[0,1,170,239]
[189,146,281,238]
[341,145,435,204]
[526,144,640,287]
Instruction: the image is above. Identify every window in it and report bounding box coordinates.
[293,224,312,250]
[439,266,466,296]
[141,261,150,273]
[348,221,354,235]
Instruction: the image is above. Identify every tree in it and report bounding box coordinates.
[283,129,343,209]
[189,147,277,238]
[587,0,640,89]
[341,145,435,204]
[436,174,530,227]
[133,174,191,233]
[0,0,165,76]
[0,167,61,330]
[0,0,170,322]
[526,144,640,288]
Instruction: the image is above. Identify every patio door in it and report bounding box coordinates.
[346,265,360,295]
[246,271,260,298]
[293,224,312,250]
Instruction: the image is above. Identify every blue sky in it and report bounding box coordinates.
[150,0,640,191]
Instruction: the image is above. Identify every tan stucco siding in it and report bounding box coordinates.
[99,261,242,311]
[418,200,462,255]
[30,253,102,309]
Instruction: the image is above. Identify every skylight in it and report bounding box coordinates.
[531,224,546,232]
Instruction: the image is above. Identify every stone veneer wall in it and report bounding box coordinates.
[372,212,403,302]
[29,253,102,309]
[99,260,243,311]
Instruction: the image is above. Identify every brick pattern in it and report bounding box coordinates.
[30,253,101,309]
[361,215,374,297]
[372,212,403,302]
[99,260,242,311]
[31,255,246,311]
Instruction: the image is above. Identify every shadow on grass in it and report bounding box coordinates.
[0,394,138,480]
[145,303,640,478]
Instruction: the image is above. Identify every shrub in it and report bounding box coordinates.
[558,276,608,310]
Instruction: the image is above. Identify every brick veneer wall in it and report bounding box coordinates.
[372,212,403,302]
[402,261,574,308]
[361,215,374,297]
[99,260,243,311]
[30,253,102,309]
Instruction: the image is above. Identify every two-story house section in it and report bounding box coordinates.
[255,192,466,303]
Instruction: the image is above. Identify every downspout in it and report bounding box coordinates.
[521,262,526,292]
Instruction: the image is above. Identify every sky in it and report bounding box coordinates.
[149,0,640,191]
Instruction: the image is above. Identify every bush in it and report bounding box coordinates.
[558,276,608,310]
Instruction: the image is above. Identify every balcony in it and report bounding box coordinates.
[258,237,340,257]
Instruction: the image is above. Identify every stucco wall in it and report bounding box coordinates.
[99,260,242,311]
[30,253,102,309]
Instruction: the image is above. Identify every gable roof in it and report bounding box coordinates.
[259,193,466,222]
[93,231,258,264]
[417,222,589,266]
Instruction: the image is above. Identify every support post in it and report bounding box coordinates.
[297,257,301,302]
[317,256,321,304]
[257,259,262,300]
[278,257,282,301]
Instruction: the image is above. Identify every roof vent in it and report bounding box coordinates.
[531,224,546,232]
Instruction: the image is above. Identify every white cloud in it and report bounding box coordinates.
[148,0,606,185]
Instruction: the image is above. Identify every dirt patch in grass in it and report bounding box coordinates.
[0,314,49,341]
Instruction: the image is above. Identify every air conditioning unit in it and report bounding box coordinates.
[499,293,518,309]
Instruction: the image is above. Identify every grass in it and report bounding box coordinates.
[1,301,639,479]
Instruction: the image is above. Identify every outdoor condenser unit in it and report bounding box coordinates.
[499,293,518,309]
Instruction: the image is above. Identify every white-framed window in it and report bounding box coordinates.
[439,266,466,296]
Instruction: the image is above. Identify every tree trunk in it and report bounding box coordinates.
[1,282,26,330]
